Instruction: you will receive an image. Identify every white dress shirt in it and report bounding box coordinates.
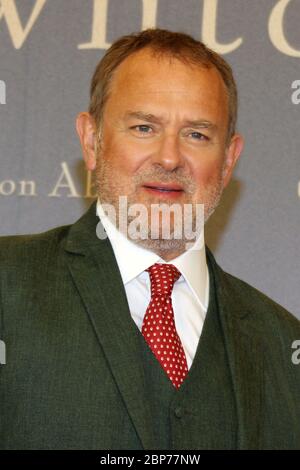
[96,198,209,370]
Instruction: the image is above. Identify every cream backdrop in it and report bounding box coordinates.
[0,0,299,318]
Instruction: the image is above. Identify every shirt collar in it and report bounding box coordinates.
[96,198,209,310]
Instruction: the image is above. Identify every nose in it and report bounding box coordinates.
[152,133,184,172]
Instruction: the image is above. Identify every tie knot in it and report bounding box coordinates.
[146,263,181,298]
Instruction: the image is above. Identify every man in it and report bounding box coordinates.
[0,29,299,450]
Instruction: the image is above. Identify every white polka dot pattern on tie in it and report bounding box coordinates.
[141,263,188,389]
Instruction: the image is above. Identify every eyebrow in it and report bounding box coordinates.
[124,111,161,125]
[123,110,217,130]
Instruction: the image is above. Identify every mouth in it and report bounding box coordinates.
[143,182,184,191]
[142,182,184,198]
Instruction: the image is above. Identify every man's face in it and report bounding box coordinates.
[91,48,242,258]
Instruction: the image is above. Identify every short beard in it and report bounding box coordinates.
[94,148,225,258]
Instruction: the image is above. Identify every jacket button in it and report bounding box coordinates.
[174,406,183,418]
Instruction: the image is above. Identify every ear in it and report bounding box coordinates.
[76,112,98,171]
[222,133,244,189]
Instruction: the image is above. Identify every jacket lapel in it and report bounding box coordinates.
[206,248,264,449]
[63,201,156,449]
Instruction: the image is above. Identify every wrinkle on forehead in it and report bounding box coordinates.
[103,48,229,138]
[110,48,225,96]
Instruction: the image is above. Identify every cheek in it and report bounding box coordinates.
[192,159,224,187]
[102,137,148,175]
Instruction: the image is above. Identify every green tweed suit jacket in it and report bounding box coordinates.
[0,200,300,449]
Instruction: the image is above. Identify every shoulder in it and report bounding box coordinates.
[206,247,300,333]
[226,269,299,328]
[0,224,72,267]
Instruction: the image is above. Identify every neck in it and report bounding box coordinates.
[155,248,186,261]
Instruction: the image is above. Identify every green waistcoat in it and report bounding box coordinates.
[136,256,237,450]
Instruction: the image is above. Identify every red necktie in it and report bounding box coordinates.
[142,263,189,389]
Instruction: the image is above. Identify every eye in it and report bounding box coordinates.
[130,125,153,134]
[189,131,209,141]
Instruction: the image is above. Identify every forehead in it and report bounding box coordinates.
[105,48,228,122]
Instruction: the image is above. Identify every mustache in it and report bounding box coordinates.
[132,172,196,195]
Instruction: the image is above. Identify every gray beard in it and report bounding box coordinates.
[94,155,224,258]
